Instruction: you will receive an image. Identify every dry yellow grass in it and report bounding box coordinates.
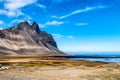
[0,55,120,80]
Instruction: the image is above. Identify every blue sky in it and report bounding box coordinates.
[0,0,120,52]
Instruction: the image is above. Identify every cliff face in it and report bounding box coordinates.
[0,21,63,55]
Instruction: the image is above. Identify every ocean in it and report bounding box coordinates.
[66,52,120,63]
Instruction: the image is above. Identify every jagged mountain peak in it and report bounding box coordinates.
[0,21,63,55]
[32,21,41,33]
[17,21,31,29]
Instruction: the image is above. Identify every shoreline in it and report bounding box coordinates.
[0,55,120,80]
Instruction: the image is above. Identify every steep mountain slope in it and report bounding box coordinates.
[0,21,64,55]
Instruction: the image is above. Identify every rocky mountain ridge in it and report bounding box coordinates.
[0,21,63,55]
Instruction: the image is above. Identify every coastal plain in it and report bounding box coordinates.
[0,55,120,80]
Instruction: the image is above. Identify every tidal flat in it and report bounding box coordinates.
[0,55,120,80]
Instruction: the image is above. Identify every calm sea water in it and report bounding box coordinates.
[66,52,120,63]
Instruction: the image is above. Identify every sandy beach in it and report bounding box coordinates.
[0,55,120,80]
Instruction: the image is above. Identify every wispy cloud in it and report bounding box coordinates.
[37,4,46,9]
[76,22,88,26]
[0,0,37,17]
[67,36,74,39]
[11,19,25,24]
[45,21,64,26]
[4,0,37,10]
[52,34,63,39]
[0,20,4,25]
[38,20,65,28]
[52,34,74,40]
[0,9,23,17]
[38,24,45,28]
[9,16,32,26]
[23,15,32,20]
[58,6,107,19]
[50,15,58,19]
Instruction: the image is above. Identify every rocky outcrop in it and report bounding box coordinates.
[0,21,63,55]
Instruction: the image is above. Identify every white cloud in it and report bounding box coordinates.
[59,6,107,19]
[76,22,88,26]
[37,21,65,28]
[0,9,23,17]
[67,36,74,39]
[4,0,37,10]
[52,34,74,39]
[0,0,37,17]
[10,16,32,23]
[45,21,64,26]
[24,15,32,20]
[52,34,63,39]
[8,10,23,17]
[51,33,75,41]
[50,15,58,19]
[38,24,45,28]
[11,19,24,24]
[37,4,46,9]
[0,10,7,14]
[0,20,4,25]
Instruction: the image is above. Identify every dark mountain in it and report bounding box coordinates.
[0,21,64,55]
